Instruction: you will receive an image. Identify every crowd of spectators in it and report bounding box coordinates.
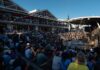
[59,31,89,41]
[0,30,100,70]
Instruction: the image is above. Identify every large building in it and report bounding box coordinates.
[0,0,68,34]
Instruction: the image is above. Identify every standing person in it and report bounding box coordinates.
[25,43,33,60]
[67,52,89,70]
[12,31,19,48]
[94,55,100,70]
[35,48,47,66]
[52,51,63,70]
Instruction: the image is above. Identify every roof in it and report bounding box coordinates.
[68,16,100,22]
[58,19,67,21]
[66,16,100,32]
[29,9,57,20]
[0,0,28,13]
[29,9,38,13]
[67,16,100,26]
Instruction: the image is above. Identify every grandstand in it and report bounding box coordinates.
[0,0,68,34]
[64,16,100,49]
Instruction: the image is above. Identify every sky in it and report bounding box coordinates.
[12,0,100,19]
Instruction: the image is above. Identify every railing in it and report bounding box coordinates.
[0,19,68,28]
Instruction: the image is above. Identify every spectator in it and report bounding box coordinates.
[35,48,47,66]
[25,43,33,60]
[52,51,63,70]
[67,52,89,70]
